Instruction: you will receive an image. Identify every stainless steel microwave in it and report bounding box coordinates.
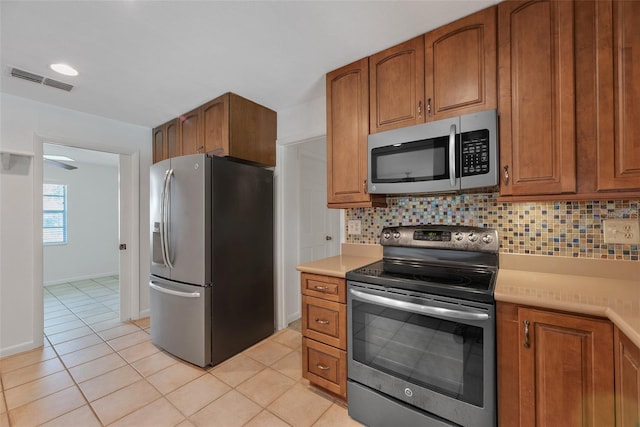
[368,109,498,194]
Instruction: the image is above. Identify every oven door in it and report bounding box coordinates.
[347,281,495,427]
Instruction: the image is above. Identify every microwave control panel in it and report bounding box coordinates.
[461,130,490,176]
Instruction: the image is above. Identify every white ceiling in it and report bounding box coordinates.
[1,0,498,129]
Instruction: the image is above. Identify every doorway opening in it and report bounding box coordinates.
[41,143,134,334]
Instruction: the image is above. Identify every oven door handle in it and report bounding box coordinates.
[349,288,489,321]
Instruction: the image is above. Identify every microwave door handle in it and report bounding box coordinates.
[449,124,456,187]
[349,288,489,322]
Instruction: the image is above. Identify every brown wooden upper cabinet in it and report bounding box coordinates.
[498,0,577,197]
[152,118,180,164]
[179,108,202,156]
[201,93,276,167]
[499,0,640,199]
[152,93,276,167]
[425,6,497,121]
[369,36,425,134]
[369,7,497,135]
[326,59,386,208]
[595,0,640,191]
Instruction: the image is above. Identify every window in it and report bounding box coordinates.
[43,183,67,244]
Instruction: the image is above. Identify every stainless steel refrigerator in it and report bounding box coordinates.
[149,153,274,367]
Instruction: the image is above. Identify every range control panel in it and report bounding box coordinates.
[380,225,499,253]
[461,129,490,177]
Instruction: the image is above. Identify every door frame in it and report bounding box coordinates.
[34,134,139,343]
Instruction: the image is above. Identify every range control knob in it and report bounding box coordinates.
[468,232,478,242]
[454,232,464,241]
[393,231,401,239]
[482,234,494,244]
[382,231,391,240]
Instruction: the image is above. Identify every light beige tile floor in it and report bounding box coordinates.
[0,277,361,426]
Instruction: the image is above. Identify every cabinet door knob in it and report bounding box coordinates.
[523,319,531,349]
[427,98,432,117]
[418,100,422,118]
[503,165,510,186]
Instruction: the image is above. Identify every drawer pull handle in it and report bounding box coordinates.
[313,285,329,292]
[316,363,330,371]
[523,320,530,349]
[315,318,330,325]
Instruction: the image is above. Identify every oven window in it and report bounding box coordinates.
[371,136,451,183]
[351,299,484,407]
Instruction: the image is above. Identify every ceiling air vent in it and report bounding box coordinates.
[8,67,74,92]
[43,78,73,92]
[10,67,44,84]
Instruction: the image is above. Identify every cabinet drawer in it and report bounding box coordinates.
[302,296,346,350]
[302,337,347,398]
[301,273,346,303]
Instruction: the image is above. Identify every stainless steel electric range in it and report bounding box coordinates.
[346,225,499,427]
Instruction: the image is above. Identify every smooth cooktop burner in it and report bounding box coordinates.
[347,260,497,303]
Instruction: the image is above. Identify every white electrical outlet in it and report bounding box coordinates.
[348,219,361,235]
[603,219,640,244]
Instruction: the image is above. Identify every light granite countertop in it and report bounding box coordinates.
[296,243,382,278]
[496,253,640,348]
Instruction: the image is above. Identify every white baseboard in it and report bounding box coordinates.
[138,309,150,319]
[286,311,301,326]
[0,338,44,358]
[44,272,119,286]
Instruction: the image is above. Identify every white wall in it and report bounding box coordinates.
[276,96,329,326]
[43,161,119,285]
[0,93,150,357]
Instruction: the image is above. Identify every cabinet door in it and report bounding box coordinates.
[179,108,203,156]
[498,0,576,196]
[165,119,181,159]
[596,0,640,191]
[202,94,229,157]
[425,6,497,121]
[369,36,425,133]
[327,59,384,208]
[615,327,640,427]
[152,126,165,164]
[518,307,614,427]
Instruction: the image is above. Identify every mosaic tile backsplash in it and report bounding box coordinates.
[345,193,640,261]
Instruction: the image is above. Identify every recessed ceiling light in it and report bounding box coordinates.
[50,63,78,77]
[44,154,75,162]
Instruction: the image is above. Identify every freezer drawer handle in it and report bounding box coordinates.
[149,281,201,298]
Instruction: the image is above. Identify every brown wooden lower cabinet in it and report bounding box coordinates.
[615,327,640,427]
[300,272,347,399]
[302,337,347,398]
[497,301,615,427]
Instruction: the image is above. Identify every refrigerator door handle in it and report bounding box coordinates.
[159,168,170,267]
[149,281,201,298]
[162,169,174,269]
